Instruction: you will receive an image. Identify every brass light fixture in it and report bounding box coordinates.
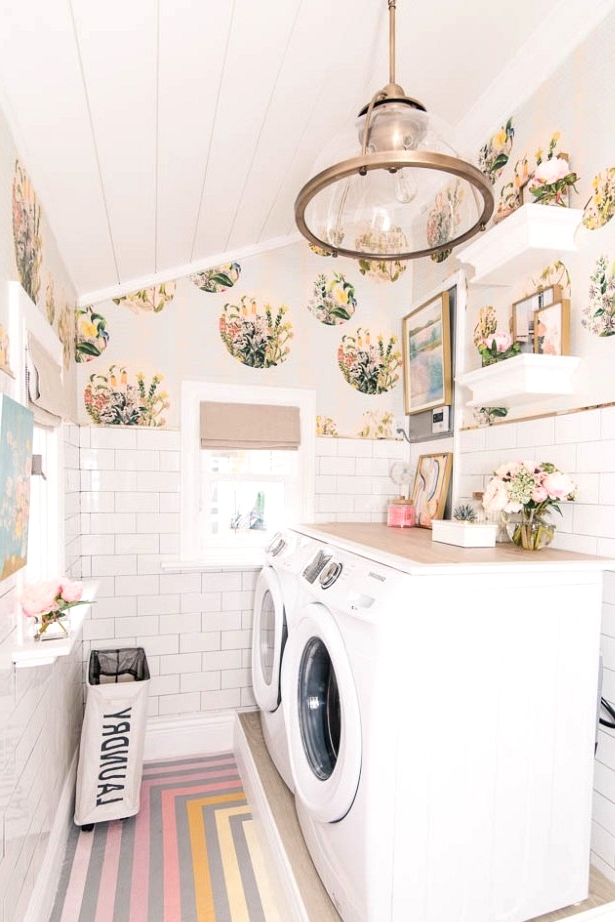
[295,0,494,261]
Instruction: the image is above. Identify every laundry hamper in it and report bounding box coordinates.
[74,647,150,830]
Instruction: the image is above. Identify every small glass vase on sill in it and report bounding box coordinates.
[18,577,88,642]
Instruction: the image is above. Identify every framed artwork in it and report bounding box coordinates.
[410,452,453,528]
[0,395,34,581]
[402,292,452,415]
[511,285,562,349]
[534,300,570,355]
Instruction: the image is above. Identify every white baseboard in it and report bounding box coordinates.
[24,748,79,922]
[143,710,236,761]
[234,715,308,922]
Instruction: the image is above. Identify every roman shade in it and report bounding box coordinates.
[200,401,301,450]
[26,333,69,425]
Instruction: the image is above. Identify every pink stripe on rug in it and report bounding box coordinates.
[60,824,95,922]
[93,821,123,922]
[161,787,182,922]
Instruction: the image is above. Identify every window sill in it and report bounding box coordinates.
[12,602,90,668]
[161,551,265,572]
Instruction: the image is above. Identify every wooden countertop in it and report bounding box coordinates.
[294,523,614,575]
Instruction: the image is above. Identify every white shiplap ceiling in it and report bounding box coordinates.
[0,0,611,303]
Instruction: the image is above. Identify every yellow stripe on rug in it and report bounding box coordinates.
[188,791,247,922]
[243,818,283,922]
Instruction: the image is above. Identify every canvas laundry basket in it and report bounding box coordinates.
[74,647,150,828]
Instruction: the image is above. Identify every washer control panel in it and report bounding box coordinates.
[319,559,344,589]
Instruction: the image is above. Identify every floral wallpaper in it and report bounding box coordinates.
[190,262,241,292]
[112,283,176,313]
[219,296,293,367]
[307,273,356,325]
[12,160,42,304]
[84,365,169,426]
[337,328,401,394]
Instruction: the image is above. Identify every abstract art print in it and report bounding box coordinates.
[411,452,453,528]
[0,395,34,581]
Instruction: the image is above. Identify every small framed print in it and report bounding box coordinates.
[534,300,570,355]
[410,452,453,529]
[511,285,563,350]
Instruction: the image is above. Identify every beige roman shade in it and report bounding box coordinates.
[200,401,301,450]
[27,333,69,425]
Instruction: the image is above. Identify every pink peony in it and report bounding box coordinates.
[59,578,83,604]
[532,156,571,185]
[531,485,549,503]
[482,332,513,353]
[483,477,519,514]
[543,470,577,500]
[19,580,60,618]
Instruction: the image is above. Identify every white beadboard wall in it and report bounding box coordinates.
[78,426,407,720]
[457,405,615,880]
[0,423,82,922]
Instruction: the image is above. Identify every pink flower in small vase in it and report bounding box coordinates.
[531,485,549,503]
[59,578,84,604]
[19,580,60,618]
[482,332,513,353]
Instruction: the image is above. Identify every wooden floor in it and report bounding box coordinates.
[239,711,615,922]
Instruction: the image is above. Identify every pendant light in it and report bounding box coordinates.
[294,0,494,261]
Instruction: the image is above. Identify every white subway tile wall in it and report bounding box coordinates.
[458,409,615,876]
[79,429,407,719]
[0,424,83,922]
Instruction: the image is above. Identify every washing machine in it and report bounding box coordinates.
[251,529,315,791]
[281,533,600,922]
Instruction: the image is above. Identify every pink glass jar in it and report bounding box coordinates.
[387,500,415,528]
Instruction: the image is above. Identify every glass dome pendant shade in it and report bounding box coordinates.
[294,0,494,261]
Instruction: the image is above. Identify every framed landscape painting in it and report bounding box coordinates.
[402,292,452,415]
[0,395,34,581]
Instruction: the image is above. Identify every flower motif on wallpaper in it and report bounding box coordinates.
[75,306,109,362]
[308,242,334,258]
[45,274,56,325]
[530,260,571,299]
[308,273,357,325]
[219,296,293,368]
[337,327,401,394]
[84,364,169,426]
[582,168,615,230]
[0,325,12,375]
[582,254,615,337]
[190,262,241,293]
[426,180,463,264]
[316,415,338,436]
[56,299,76,369]
[112,282,176,314]
[356,227,408,282]
[356,410,394,439]
[477,118,515,184]
[12,160,43,304]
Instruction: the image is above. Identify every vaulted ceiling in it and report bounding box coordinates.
[0,0,608,303]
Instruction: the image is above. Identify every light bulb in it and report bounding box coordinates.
[394,168,417,204]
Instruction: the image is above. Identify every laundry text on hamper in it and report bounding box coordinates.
[96,707,132,806]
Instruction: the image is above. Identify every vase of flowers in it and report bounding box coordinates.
[18,577,88,640]
[482,460,577,551]
[478,331,521,366]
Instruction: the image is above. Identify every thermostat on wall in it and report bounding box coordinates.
[432,406,449,434]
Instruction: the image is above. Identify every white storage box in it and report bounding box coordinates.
[431,520,498,547]
[74,647,150,829]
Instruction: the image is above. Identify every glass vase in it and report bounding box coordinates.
[505,513,555,551]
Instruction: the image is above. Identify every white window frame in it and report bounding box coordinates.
[180,381,316,564]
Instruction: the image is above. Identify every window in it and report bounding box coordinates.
[181,382,316,562]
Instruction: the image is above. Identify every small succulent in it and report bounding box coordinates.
[453,503,477,523]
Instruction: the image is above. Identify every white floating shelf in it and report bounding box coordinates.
[456,353,582,407]
[456,204,582,286]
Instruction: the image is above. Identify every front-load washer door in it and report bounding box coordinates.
[283,602,361,823]
[251,566,286,713]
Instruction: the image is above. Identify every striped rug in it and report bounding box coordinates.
[51,753,283,922]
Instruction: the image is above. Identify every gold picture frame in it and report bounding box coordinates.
[511,285,562,349]
[402,291,452,415]
[534,300,570,355]
[410,452,453,529]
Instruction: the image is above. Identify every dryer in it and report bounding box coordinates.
[251,529,314,791]
[282,534,601,922]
